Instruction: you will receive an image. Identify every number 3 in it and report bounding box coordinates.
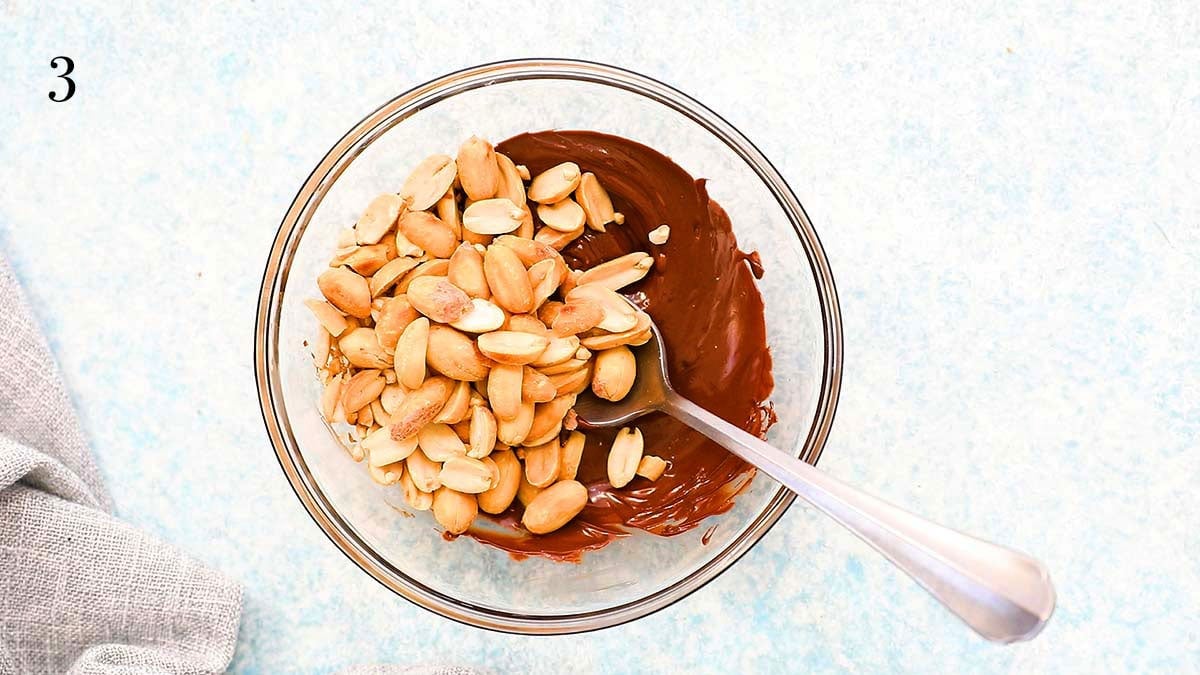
[49,56,75,102]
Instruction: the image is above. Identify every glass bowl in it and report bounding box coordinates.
[254,59,842,634]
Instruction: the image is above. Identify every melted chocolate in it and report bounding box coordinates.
[466,131,774,561]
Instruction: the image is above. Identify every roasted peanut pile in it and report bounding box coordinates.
[308,136,670,536]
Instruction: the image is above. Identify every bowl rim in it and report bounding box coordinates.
[254,57,843,634]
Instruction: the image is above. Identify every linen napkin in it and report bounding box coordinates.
[0,254,242,674]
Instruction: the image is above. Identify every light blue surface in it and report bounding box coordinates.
[2,2,1198,673]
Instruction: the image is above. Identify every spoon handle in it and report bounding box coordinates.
[663,393,1055,643]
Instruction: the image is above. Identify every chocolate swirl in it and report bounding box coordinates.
[464,131,774,561]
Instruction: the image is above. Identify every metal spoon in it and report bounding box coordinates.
[573,314,1055,643]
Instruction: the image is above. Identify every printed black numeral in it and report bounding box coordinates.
[49,56,75,102]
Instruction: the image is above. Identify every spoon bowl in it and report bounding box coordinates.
[574,320,672,428]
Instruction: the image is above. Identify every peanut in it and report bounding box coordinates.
[418,422,467,462]
[336,244,391,276]
[575,172,615,232]
[393,317,429,389]
[526,394,575,447]
[528,162,581,204]
[478,448,521,514]
[468,404,498,459]
[405,276,472,324]
[356,193,404,245]
[399,210,458,259]
[463,198,524,235]
[527,258,563,309]
[457,136,500,201]
[558,431,586,481]
[436,190,461,239]
[522,439,561,488]
[550,298,604,336]
[447,242,490,299]
[369,257,421,298]
[340,370,386,415]
[433,379,473,424]
[338,327,392,369]
[390,376,454,440]
[496,400,535,446]
[591,346,636,401]
[401,154,457,211]
[426,325,493,382]
[504,314,549,335]
[492,234,557,267]
[648,224,670,245]
[516,471,544,507]
[483,244,534,314]
[318,268,371,318]
[486,363,523,421]
[450,298,506,334]
[432,487,477,534]
[575,252,654,291]
[406,448,443,493]
[399,468,433,511]
[368,460,404,486]
[494,152,527,205]
[438,455,494,494]
[477,331,551,366]
[536,198,586,233]
[305,299,350,337]
[636,455,667,481]
[521,367,557,403]
[566,283,638,332]
[607,427,643,488]
[522,480,588,534]
[363,425,418,466]
[534,224,584,251]
[375,296,419,351]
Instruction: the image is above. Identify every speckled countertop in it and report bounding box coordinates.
[2,2,1198,673]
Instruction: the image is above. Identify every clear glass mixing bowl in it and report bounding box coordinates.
[254,59,842,633]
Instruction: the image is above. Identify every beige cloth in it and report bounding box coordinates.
[0,255,242,674]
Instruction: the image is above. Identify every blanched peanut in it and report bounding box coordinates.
[607,427,643,489]
[478,448,522,515]
[591,346,636,401]
[432,487,477,534]
[522,480,588,534]
[523,440,561,488]
[636,455,667,481]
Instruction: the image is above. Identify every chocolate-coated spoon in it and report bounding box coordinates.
[573,312,1055,643]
